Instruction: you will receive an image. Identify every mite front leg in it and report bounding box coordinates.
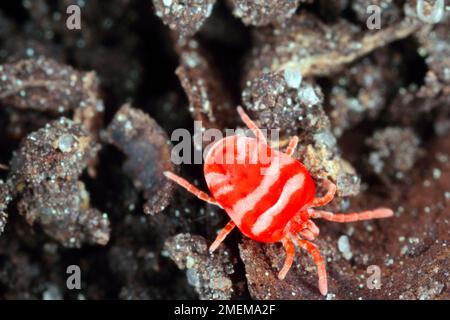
[297,229,315,241]
[163,171,218,205]
[278,237,296,280]
[237,106,268,145]
[293,235,328,296]
[285,136,299,156]
[209,220,236,252]
[310,208,393,222]
[296,220,320,241]
[311,179,336,207]
[306,220,320,237]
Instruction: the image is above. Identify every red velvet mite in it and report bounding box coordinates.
[164,106,393,296]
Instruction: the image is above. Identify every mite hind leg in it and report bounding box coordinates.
[163,171,218,205]
[310,208,394,222]
[278,237,296,280]
[293,235,328,296]
[309,179,393,222]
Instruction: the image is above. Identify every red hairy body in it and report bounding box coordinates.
[204,136,315,243]
[164,107,393,296]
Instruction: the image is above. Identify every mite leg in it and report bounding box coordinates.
[310,179,337,207]
[209,220,236,252]
[293,235,328,296]
[306,220,320,237]
[278,237,296,280]
[310,208,394,222]
[237,106,267,144]
[295,219,320,241]
[285,136,299,156]
[298,229,315,241]
[163,171,218,205]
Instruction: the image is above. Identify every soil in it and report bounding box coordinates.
[0,0,448,300]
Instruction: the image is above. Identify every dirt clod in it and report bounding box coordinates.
[106,104,174,215]
[7,118,109,247]
[165,233,236,300]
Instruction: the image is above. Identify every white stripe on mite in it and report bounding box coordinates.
[248,140,259,165]
[232,156,294,224]
[251,173,304,235]
[236,136,248,164]
[205,172,229,187]
[214,184,235,197]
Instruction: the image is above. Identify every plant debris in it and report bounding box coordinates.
[243,8,425,81]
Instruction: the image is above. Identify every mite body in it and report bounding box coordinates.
[204,135,316,243]
[164,107,393,295]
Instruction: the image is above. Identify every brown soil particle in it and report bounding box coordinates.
[7,118,109,247]
[241,70,361,196]
[228,0,302,26]
[367,127,422,180]
[106,104,174,215]
[242,70,326,136]
[164,233,237,299]
[327,51,402,137]
[176,39,236,134]
[0,57,102,115]
[152,0,216,38]
[0,57,104,141]
[244,9,424,82]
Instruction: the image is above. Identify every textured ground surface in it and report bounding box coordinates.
[0,0,449,300]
